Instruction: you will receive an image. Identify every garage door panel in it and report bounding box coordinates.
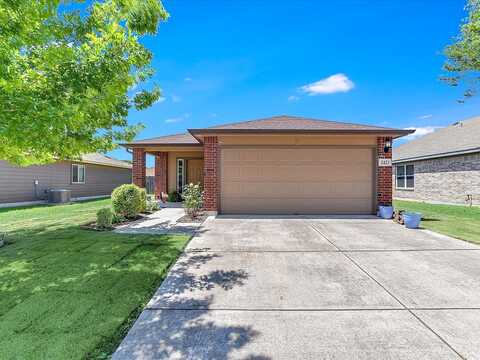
[222,165,372,182]
[222,148,372,162]
[221,197,373,215]
[223,181,372,199]
[220,147,374,214]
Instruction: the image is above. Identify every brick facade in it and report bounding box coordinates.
[377,137,393,207]
[394,152,480,205]
[203,136,219,212]
[132,148,146,188]
[154,152,168,199]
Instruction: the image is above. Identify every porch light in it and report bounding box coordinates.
[384,139,392,153]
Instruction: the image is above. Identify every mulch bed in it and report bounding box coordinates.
[176,212,208,224]
[80,214,148,231]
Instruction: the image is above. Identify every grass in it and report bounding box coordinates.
[0,199,190,359]
[394,200,480,245]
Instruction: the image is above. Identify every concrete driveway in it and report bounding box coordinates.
[113,216,480,359]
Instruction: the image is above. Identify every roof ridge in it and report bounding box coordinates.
[199,115,396,131]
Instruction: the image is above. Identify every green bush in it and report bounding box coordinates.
[139,188,147,213]
[112,212,126,224]
[111,184,143,219]
[146,195,160,212]
[96,208,113,230]
[182,183,203,218]
[168,191,181,202]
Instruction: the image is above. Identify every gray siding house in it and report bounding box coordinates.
[0,153,132,205]
[393,117,480,205]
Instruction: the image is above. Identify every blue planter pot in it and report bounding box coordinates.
[404,212,422,229]
[378,206,394,219]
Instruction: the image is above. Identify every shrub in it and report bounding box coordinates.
[168,191,181,202]
[182,183,203,217]
[112,212,126,224]
[111,184,143,219]
[146,195,160,212]
[96,208,113,230]
[0,233,6,247]
[139,188,147,213]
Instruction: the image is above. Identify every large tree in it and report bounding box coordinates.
[443,0,480,101]
[0,0,167,165]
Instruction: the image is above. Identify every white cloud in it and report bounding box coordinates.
[300,73,354,95]
[171,94,181,103]
[154,97,166,104]
[403,126,442,140]
[164,117,182,123]
[287,95,300,102]
[184,77,192,82]
[164,113,191,124]
[417,114,433,120]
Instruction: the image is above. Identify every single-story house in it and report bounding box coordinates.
[0,153,132,205]
[393,116,480,206]
[123,115,411,215]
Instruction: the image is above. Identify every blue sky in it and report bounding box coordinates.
[109,0,480,164]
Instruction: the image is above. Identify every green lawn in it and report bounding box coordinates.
[0,199,190,359]
[394,200,480,245]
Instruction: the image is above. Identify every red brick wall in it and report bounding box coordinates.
[154,152,168,199]
[132,148,146,188]
[203,136,219,212]
[377,137,393,207]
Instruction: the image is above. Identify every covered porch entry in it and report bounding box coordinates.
[131,146,204,200]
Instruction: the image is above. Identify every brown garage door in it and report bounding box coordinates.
[220,147,375,214]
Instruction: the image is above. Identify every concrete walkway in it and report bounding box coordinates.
[113,216,480,359]
[114,207,207,235]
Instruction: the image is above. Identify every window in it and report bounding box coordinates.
[72,164,85,184]
[176,158,186,192]
[395,164,414,189]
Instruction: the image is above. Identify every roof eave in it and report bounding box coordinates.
[120,142,201,148]
[393,146,480,163]
[77,159,132,169]
[188,128,414,138]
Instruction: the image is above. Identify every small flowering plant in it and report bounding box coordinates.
[182,183,203,218]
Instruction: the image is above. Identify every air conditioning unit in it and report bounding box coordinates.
[48,189,72,204]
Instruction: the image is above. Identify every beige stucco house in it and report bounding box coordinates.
[122,115,412,215]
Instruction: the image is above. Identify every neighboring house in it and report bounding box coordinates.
[393,116,480,206]
[0,153,132,205]
[122,115,411,215]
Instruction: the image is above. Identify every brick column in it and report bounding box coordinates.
[132,148,146,188]
[203,136,219,213]
[377,136,393,207]
[154,152,168,200]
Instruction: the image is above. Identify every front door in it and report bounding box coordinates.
[187,159,203,187]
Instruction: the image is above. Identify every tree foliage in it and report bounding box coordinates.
[442,0,480,101]
[0,0,168,165]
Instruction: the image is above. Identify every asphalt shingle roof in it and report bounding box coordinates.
[124,115,411,146]
[127,133,200,145]
[393,116,480,162]
[197,115,399,131]
[80,153,132,169]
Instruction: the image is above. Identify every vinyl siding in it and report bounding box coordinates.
[0,160,131,203]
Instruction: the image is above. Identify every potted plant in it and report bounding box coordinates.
[403,212,422,229]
